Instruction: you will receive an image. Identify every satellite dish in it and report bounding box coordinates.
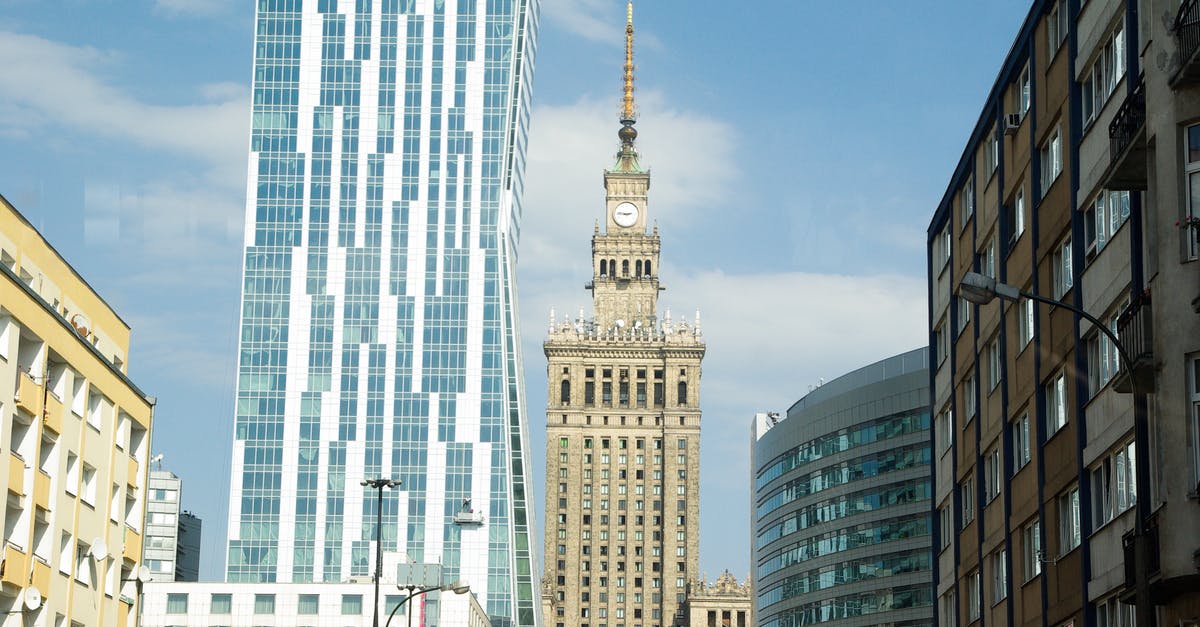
[22,587,42,611]
[137,565,152,583]
[69,313,91,337]
[615,319,625,328]
[91,539,109,561]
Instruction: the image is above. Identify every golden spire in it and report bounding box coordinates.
[622,1,636,122]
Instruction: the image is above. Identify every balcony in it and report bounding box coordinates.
[1102,75,1148,191]
[30,558,49,597]
[122,526,141,562]
[127,455,139,489]
[1,543,27,588]
[13,371,43,419]
[42,392,62,435]
[1170,0,1200,87]
[7,453,26,497]
[1114,290,1155,393]
[1121,518,1161,604]
[32,471,50,511]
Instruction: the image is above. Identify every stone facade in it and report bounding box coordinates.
[682,572,752,627]
[541,7,705,627]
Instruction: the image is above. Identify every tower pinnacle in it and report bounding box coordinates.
[614,1,642,172]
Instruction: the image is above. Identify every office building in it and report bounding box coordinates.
[750,348,934,627]
[144,469,202,582]
[140,580,491,627]
[0,193,155,626]
[541,5,706,627]
[927,1,1200,624]
[224,2,541,626]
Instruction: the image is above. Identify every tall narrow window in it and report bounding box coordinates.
[1185,124,1200,259]
[1041,126,1063,189]
[1191,354,1200,486]
[1045,372,1068,436]
[1023,519,1042,580]
[1058,486,1081,554]
[676,381,687,406]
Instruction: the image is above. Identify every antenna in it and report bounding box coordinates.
[150,453,164,470]
[22,588,42,611]
[69,313,91,337]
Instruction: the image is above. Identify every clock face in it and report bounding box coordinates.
[613,202,639,227]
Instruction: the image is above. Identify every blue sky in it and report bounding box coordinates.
[0,1,1028,582]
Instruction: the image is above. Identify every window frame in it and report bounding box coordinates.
[1185,123,1200,260]
[1058,486,1081,555]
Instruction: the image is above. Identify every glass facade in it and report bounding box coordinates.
[226,2,541,627]
[751,348,933,627]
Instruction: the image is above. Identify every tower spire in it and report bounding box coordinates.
[614,1,643,173]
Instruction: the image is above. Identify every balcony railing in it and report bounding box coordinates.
[1171,0,1200,86]
[1114,290,1154,393]
[1104,75,1148,190]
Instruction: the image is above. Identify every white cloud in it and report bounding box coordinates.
[153,0,233,18]
[542,0,623,44]
[0,32,249,188]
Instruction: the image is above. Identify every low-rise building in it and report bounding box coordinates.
[681,571,752,627]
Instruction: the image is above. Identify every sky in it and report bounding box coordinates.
[0,1,1030,583]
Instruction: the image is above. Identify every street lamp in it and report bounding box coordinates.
[361,478,401,627]
[384,581,471,627]
[958,271,1153,626]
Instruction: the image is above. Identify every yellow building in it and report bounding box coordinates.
[0,193,154,626]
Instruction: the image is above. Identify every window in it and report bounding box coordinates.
[1092,440,1137,527]
[1052,235,1073,298]
[1019,65,1031,116]
[75,541,91,586]
[1048,0,1068,56]
[1058,486,1081,554]
[65,452,78,496]
[1023,519,1042,581]
[936,407,954,453]
[984,448,1001,502]
[964,374,976,420]
[961,176,975,225]
[987,338,1002,391]
[1081,22,1127,126]
[956,296,971,336]
[982,237,996,279]
[960,474,976,527]
[1096,593,1137,627]
[941,589,958,627]
[1190,354,1200,486]
[254,594,276,614]
[986,130,1000,174]
[935,320,949,366]
[58,531,72,574]
[1012,414,1031,471]
[1185,124,1200,259]
[968,569,981,620]
[1011,185,1026,241]
[1087,301,1126,395]
[1046,372,1067,435]
[166,593,188,614]
[1018,297,1035,349]
[81,463,97,505]
[992,549,1008,603]
[1041,126,1063,189]
[342,594,363,615]
[1084,190,1131,259]
[939,502,953,549]
[938,225,952,269]
[211,594,233,615]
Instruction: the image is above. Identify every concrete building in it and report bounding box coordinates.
[222,2,542,626]
[750,348,933,627]
[0,193,155,626]
[144,469,201,582]
[927,0,1200,624]
[140,580,491,627]
[541,6,706,627]
[680,572,751,627]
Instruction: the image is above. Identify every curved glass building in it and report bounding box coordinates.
[751,348,933,627]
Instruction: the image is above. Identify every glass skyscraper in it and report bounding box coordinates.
[225,2,540,627]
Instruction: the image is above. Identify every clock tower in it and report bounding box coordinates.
[542,5,706,627]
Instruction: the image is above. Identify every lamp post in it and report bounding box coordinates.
[384,582,471,627]
[958,271,1153,626]
[361,478,401,627]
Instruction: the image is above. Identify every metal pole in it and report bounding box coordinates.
[373,484,385,627]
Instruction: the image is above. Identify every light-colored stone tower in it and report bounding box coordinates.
[541,5,705,627]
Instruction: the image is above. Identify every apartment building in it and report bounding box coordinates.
[927,0,1200,625]
[144,469,201,582]
[0,193,155,626]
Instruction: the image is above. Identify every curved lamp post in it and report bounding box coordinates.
[384,581,471,627]
[958,271,1152,626]
[361,478,401,627]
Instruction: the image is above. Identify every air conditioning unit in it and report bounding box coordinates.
[1004,113,1023,135]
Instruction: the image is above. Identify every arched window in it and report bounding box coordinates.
[635,260,643,276]
[622,260,630,276]
[600,259,608,276]
[677,381,687,406]
[645,260,652,276]
[560,380,571,404]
